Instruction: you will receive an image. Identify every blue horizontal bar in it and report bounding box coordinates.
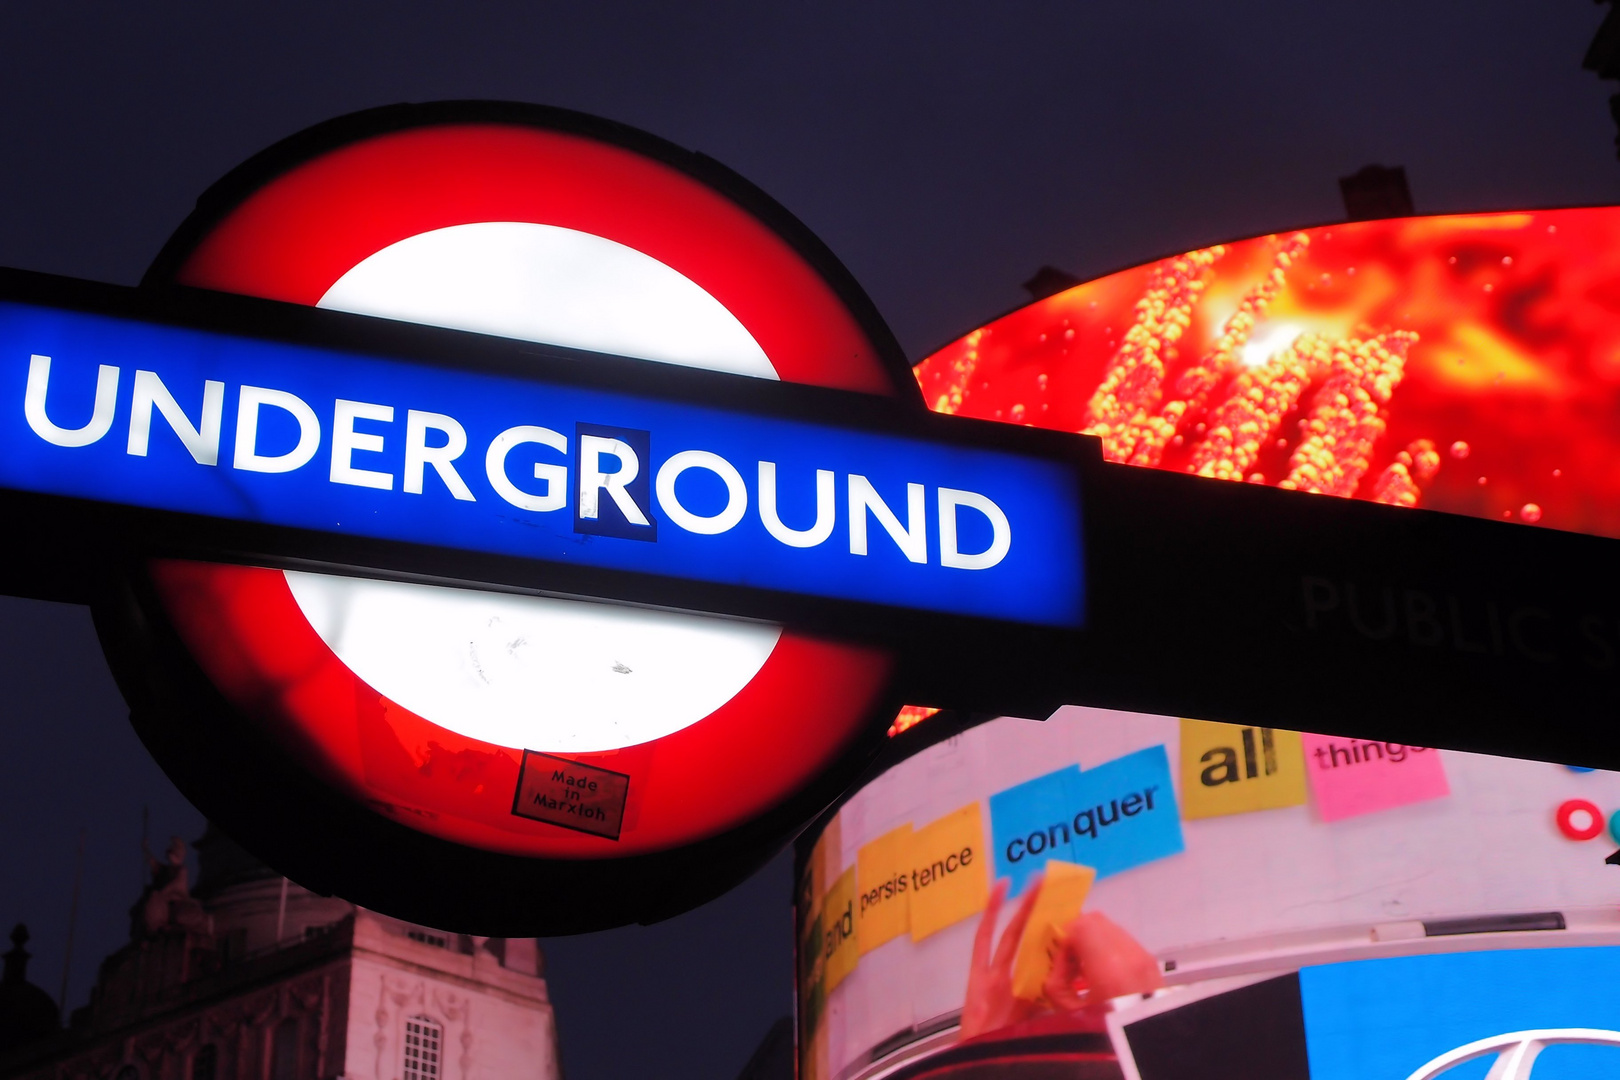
[0,301,1084,627]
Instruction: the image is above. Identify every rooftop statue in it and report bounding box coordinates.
[131,836,208,939]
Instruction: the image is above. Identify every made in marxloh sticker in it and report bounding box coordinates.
[512,751,630,840]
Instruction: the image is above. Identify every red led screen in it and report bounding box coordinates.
[917,209,1620,536]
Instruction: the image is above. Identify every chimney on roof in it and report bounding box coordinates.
[1586,1,1620,159]
[1021,265,1082,301]
[0,924,61,1054]
[1339,165,1415,221]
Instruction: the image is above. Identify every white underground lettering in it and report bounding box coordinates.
[21,363,1014,569]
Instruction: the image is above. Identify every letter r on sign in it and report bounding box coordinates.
[574,424,655,541]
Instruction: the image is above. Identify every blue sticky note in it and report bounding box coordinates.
[989,765,1080,896]
[1064,745,1183,879]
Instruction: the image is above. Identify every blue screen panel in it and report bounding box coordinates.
[1301,947,1620,1080]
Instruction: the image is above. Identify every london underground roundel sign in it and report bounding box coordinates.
[106,102,915,933]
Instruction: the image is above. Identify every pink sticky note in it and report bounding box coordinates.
[1300,734,1450,822]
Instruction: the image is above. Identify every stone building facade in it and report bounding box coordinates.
[0,828,560,1080]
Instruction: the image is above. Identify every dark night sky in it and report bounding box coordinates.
[0,3,1615,1078]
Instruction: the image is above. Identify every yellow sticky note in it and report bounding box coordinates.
[856,824,912,954]
[1010,859,1096,1000]
[1180,719,1307,819]
[906,802,990,941]
[820,866,858,992]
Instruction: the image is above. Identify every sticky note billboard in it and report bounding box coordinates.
[796,706,1620,1080]
[794,209,1620,1080]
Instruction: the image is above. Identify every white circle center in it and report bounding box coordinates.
[284,572,780,753]
[290,221,784,753]
[321,222,776,379]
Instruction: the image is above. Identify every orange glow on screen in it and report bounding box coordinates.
[888,705,941,738]
[916,208,1620,536]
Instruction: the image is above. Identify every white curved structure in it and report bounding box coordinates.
[1403,1028,1620,1080]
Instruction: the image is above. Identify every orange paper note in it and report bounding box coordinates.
[856,823,912,954]
[820,866,858,992]
[1010,859,1096,1000]
[907,803,990,941]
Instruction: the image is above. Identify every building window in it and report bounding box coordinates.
[270,1019,301,1080]
[403,1015,442,1080]
[407,930,448,949]
[191,1045,218,1080]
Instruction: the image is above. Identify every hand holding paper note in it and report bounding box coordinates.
[962,862,1163,1042]
[961,877,1044,1040]
[1041,910,1163,1011]
[1011,859,1096,1000]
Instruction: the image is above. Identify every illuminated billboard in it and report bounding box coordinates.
[797,210,1620,1079]
[797,711,1620,1080]
[916,209,1620,534]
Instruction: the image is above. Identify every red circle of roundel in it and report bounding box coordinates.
[175,122,894,394]
[146,114,901,860]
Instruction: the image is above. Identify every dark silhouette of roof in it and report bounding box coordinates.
[0,924,59,1055]
[1022,266,1082,302]
[1585,4,1620,159]
[1339,165,1415,221]
[736,1016,793,1080]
